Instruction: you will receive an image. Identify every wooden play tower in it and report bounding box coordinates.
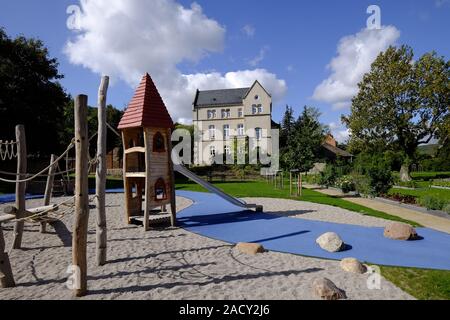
[117,73,176,230]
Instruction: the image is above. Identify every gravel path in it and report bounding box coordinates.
[242,197,391,227]
[0,194,413,300]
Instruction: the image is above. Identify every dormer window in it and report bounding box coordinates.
[153,132,165,152]
[154,178,167,201]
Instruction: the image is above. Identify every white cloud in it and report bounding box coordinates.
[328,122,350,143]
[242,24,255,37]
[64,0,286,122]
[248,47,268,67]
[312,26,400,110]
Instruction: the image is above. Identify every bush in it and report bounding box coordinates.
[431,180,450,188]
[319,165,338,187]
[302,174,320,185]
[419,196,447,211]
[385,193,417,205]
[443,204,450,215]
[366,159,394,196]
[352,174,371,196]
[336,175,356,193]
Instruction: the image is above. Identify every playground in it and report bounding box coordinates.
[0,73,449,300]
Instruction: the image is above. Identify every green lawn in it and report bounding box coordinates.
[381,266,450,300]
[177,180,420,226]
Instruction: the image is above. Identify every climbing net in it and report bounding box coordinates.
[0,140,17,161]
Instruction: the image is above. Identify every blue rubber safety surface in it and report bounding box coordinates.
[176,190,450,271]
[2,189,450,270]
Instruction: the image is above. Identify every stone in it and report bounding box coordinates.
[340,258,367,274]
[316,232,344,252]
[312,278,347,300]
[383,222,418,240]
[235,242,265,255]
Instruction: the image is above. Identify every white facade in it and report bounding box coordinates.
[192,81,274,166]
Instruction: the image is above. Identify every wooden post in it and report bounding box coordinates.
[41,154,57,233]
[0,224,15,288]
[143,129,151,231]
[289,171,292,196]
[11,125,27,249]
[121,131,131,224]
[167,128,177,227]
[297,173,300,197]
[299,173,302,197]
[95,76,109,266]
[73,95,89,297]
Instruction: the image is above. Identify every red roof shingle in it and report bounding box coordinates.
[118,73,174,130]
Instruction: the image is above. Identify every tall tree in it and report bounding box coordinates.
[0,28,69,155]
[342,45,449,181]
[283,106,325,172]
[280,105,295,149]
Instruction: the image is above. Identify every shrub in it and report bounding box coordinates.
[302,174,320,185]
[319,164,338,187]
[352,174,371,196]
[336,176,356,193]
[385,193,417,205]
[366,160,394,196]
[443,204,450,215]
[419,196,447,211]
[431,180,450,188]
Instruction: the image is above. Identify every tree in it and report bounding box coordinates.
[280,105,295,149]
[343,45,450,181]
[0,28,70,155]
[282,106,325,172]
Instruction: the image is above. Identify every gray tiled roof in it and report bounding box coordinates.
[194,87,250,107]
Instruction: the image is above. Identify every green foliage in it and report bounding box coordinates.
[366,159,394,196]
[281,106,325,172]
[432,180,450,188]
[0,28,70,155]
[351,174,371,196]
[335,175,356,193]
[319,164,338,187]
[395,180,419,189]
[443,204,450,215]
[343,45,449,173]
[418,196,448,211]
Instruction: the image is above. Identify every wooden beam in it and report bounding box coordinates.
[11,125,27,250]
[143,129,151,231]
[167,128,177,227]
[3,204,58,216]
[95,76,109,266]
[41,154,57,233]
[0,224,15,288]
[72,94,90,297]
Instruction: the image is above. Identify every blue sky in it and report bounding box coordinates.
[1,0,449,141]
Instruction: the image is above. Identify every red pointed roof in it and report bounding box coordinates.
[118,73,174,130]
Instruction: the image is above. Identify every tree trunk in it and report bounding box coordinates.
[400,163,412,182]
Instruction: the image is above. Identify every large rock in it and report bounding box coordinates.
[235,242,265,255]
[316,232,344,252]
[383,222,418,240]
[340,258,367,274]
[312,278,347,300]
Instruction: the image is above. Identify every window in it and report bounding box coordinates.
[223,125,230,139]
[221,109,226,118]
[252,104,257,115]
[224,145,231,155]
[153,132,165,152]
[238,108,243,117]
[207,110,217,119]
[237,124,244,136]
[255,127,262,140]
[154,178,167,201]
[258,104,263,113]
[226,109,231,118]
[238,145,245,155]
[210,145,216,157]
[209,125,215,140]
[207,110,212,119]
[255,95,259,100]
[212,110,216,118]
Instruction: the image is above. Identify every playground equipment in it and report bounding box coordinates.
[118,73,177,230]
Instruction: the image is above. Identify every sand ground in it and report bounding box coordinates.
[0,194,413,300]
